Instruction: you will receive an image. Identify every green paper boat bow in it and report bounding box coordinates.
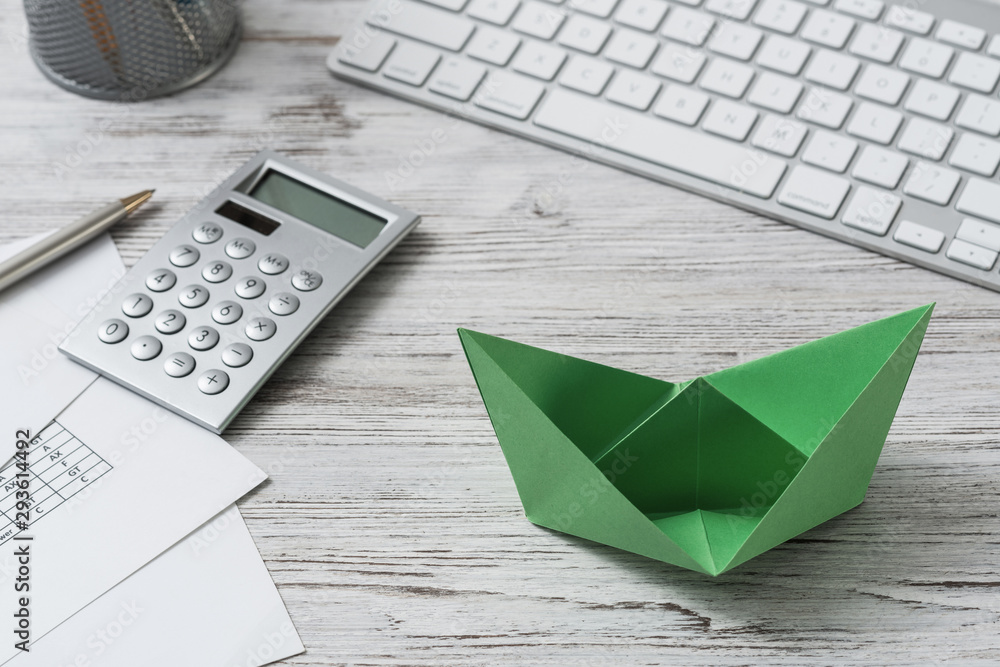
[459,305,934,576]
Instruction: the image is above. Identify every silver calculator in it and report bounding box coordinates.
[60,150,420,433]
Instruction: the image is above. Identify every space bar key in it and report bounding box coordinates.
[533,90,786,199]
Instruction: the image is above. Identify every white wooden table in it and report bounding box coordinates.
[3,1,999,663]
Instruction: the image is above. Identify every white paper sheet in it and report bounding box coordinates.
[14,505,304,667]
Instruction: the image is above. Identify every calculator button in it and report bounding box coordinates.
[211,300,243,325]
[291,270,323,291]
[192,223,223,244]
[169,245,200,267]
[178,284,210,308]
[257,253,289,275]
[154,309,187,334]
[197,369,230,395]
[201,260,233,283]
[245,317,277,341]
[163,352,196,378]
[130,335,162,361]
[222,342,253,368]
[145,269,177,292]
[268,292,300,316]
[234,276,266,299]
[121,293,153,318]
[97,319,128,343]
[225,238,256,259]
[188,326,220,351]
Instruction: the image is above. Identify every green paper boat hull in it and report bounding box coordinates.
[459,305,934,576]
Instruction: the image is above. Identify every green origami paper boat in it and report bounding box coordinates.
[459,305,933,576]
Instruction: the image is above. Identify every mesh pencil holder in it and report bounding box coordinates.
[24,0,242,101]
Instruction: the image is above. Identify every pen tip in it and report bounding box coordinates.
[121,190,155,214]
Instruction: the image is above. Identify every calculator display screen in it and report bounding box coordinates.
[249,170,387,248]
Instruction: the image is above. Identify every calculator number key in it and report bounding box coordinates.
[146,269,177,292]
[201,261,233,283]
[178,285,210,308]
[188,326,220,351]
[130,335,162,361]
[197,369,230,395]
[225,238,256,259]
[212,300,243,325]
[98,319,129,343]
[235,277,266,299]
[155,309,187,334]
[257,253,289,275]
[291,270,323,291]
[164,352,196,378]
[222,342,253,368]
[169,245,201,267]
[245,317,277,341]
[193,223,223,244]
[121,293,153,318]
[268,292,300,316]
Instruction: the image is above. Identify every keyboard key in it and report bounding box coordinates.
[897,118,953,160]
[833,0,882,20]
[751,114,808,156]
[511,40,566,79]
[569,0,620,17]
[474,70,546,118]
[752,0,807,35]
[802,130,858,172]
[898,38,953,78]
[848,23,904,64]
[903,79,959,120]
[955,95,1000,136]
[902,161,961,205]
[948,53,1000,93]
[949,134,1000,176]
[558,13,612,53]
[956,179,1000,223]
[614,0,669,30]
[651,43,706,83]
[467,0,521,24]
[122,293,153,318]
[653,84,710,124]
[422,0,470,10]
[702,99,758,140]
[605,70,661,109]
[660,7,715,46]
[800,9,856,49]
[894,220,945,253]
[884,5,934,35]
[747,72,802,113]
[854,64,909,105]
[846,102,902,144]
[465,26,521,65]
[935,19,985,50]
[336,33,395,71]
[947,238,997,270]
[804,50,860,90]
[852,144,908,188]
[700,58,755,97]
[428,57,487,100]
[511,0,566,39]
[709,23,763,61]
[559,55,614,94]
[603,29,659,68]
[383,41,441,86]
[796,87,853,128]
[842,186,901,235]
[756,35,811,75]
[130,336,162,361]
[989,35,1000,59]
[98,318,128,343]
[777,165,851,218]
[197,369,230,395]
[534,89,788,197]
[370,0,475,51]
[705,0,759,20]
[956,218,1000,252]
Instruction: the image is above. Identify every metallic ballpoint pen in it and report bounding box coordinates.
[0,190,154,293]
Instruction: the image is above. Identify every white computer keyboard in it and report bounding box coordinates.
[328,0,1000,292]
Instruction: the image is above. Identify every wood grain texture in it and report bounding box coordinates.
[3,1,999,664]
